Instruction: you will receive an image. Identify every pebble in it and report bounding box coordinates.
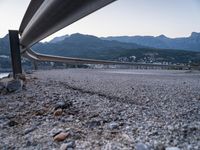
[53,132,69,142]
[135,143,149,150]
[8,120,18,127]
[154,142,165,150]
[24,126,37,135]
[54,109,63,116]
[165,147,180,150]
[55,101,73,110]
[108,122,119,130]
[50,128,64,137]
[60,141,76,150]
[86,120,101,128]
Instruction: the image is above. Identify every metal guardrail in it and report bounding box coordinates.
[20,0,116,50]
[8,0,192,78]
[23,48,188,69]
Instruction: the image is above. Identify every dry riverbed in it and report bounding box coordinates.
[0,69,200,150]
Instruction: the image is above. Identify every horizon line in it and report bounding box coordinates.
[1,31,199,40]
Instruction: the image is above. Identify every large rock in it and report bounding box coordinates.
[6,79,23,92]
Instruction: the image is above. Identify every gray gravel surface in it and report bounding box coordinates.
[0,69,200,150]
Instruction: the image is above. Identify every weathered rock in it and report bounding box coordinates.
[6,79,23,92]
[53,132,69,142]
[54,108,63,116]
[166,147,180,150]
[60,141,76,150]
[135,143,149,150]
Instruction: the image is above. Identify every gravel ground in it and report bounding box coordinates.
[0,69,200,150]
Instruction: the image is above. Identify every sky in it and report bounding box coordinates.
[0,0,200,41]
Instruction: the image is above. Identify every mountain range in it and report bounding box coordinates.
[33,33,200,64]
[1,32,200,68]
[102,32,200,52]
[33,33,146,60]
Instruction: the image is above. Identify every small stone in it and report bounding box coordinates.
[50,128,63,137]
[154,142,165,150]
[86,120,101,128]
[54,109,63,116]
[34,109,45,116]
[55,101,73,110]
[135,143,149,150]
[26,141,32,147]
[165,147,180,150]
[108,122,119,130]
[50,128,70,137]
[6,79,23,92]
[24,126,37,135]
[187,145,193,150]
[53,132,69,142]
[60,141,76,150]
[8,120,18,127]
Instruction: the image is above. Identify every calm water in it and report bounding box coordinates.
[0,73,9,79]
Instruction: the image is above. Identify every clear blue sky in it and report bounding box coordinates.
[0,0,200,41]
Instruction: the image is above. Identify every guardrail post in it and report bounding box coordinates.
[9,30,22,78]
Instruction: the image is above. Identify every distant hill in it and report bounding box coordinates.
[50,35,69,43]
[0,33,200,69]
[102,32,200,52]
[33,33,146,60]
[33,33,200,63]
